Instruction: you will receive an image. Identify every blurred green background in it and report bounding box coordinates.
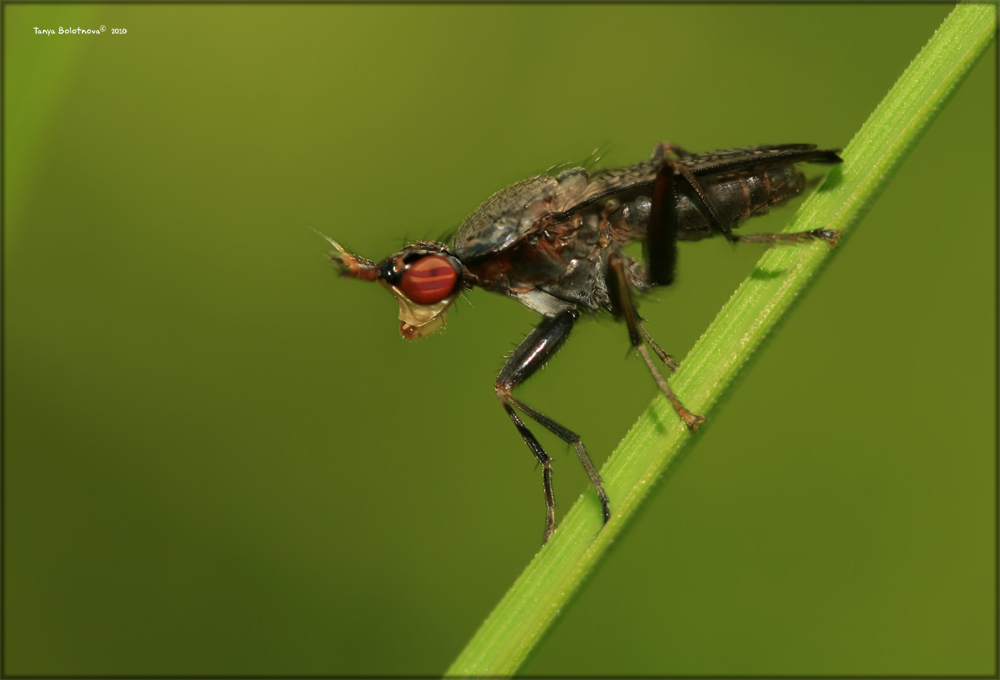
[4,4,995,676]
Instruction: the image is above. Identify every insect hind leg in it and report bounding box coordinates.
[734,228,840,248]
[649,145,740,269]
[644,150,681,285]
[652,141,693,160]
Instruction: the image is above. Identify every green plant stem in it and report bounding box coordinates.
[446,4,997,677]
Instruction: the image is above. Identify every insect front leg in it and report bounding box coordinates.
[607,252,706,432]
[495,309,611,544]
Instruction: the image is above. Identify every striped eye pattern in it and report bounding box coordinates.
[399,255,459,305]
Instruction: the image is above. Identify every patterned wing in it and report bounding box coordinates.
[452,172,593,261]
[562,144,841,217]
[580,158,662,202]
[451,145,842,259]
[678,144,842,176]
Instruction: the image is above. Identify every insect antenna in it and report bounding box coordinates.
[307,225,339,249]
[308,225,378,281]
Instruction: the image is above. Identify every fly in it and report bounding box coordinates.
[324,142,843,543]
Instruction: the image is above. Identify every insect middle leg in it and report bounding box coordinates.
[607,252,706,431]
[495,309,612,544]
[622,150,705,428]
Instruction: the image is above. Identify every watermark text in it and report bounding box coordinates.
[33,26,127,36]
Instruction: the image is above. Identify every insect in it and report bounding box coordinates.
[324,142,843,543]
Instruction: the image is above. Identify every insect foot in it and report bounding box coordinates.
[680,409,707,432]
[815,228,841,248]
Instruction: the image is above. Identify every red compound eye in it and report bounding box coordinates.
[399,255,458,305]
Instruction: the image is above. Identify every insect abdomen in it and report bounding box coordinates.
[670,164,806,240]
[709,164,806,222]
